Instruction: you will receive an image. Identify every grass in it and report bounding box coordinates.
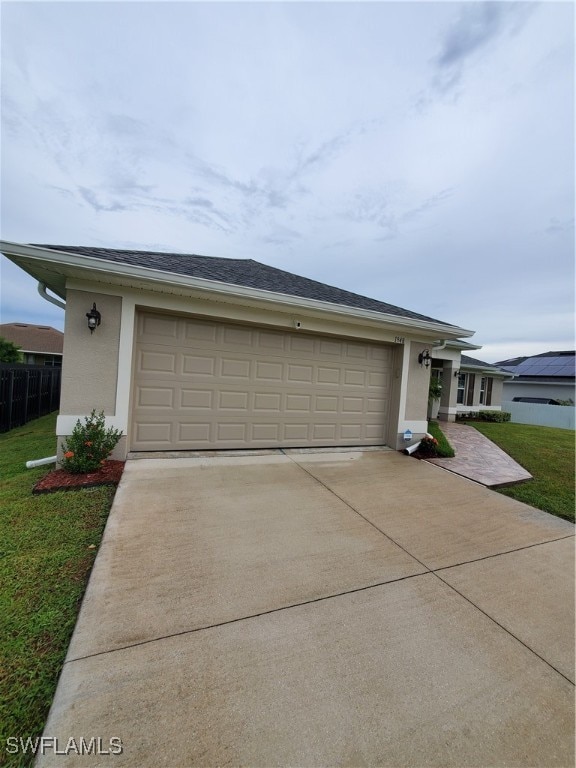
[465,421,575,523]
[427,421,455,458]
[0,413,116,767]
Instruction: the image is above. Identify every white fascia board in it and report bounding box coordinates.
[461,363,514,379]
[19,349,63,356]
[0,241,474,340]
[443,339,482,351]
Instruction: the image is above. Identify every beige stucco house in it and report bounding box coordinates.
[430,343,513,419]
[1,241,494,458]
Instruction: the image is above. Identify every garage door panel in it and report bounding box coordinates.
[289,336,316,354]
[179,423,211,442]
[139,349,177,374]
[180,389,213,409]
[137,387,174,408]
[135,422,172,444]
[285,394,312,412]
[218,391,249,410]
[132,313,392,450]
[222,326,254,346]
[182,355,215,376]
[183,320,218,344]
[254,393,282,412]
[258,331,286,350]
[140,313,179,341]
[255,361,283,381]
[220,358,251,379]
[252,423,281,441]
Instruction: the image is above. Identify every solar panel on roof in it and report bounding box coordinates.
[514,355,575,376]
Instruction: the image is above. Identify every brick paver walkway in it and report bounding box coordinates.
[427,421,533,488]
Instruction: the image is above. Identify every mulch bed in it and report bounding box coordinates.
[33,460,125,494]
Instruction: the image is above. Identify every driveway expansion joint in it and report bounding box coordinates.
[63,569,432,665]
[283,451,575,686]
[431,533,575,573]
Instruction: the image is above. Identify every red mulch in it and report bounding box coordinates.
[33,460,125,494]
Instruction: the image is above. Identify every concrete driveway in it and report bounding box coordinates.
[40,450,574,767]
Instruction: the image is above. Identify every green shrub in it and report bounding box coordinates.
[428,380,442,402]
[478,410,511,422]
[0,336,22,362]
[61,410,122,474]
[418,436,439,457]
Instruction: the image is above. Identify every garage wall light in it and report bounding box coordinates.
[86,303,101,334]
[418,349,431,368]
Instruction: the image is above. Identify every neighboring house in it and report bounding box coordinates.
[430,344,513,419]
[496,351,575,404]
[1,241,487,458]
[0,322,64,366]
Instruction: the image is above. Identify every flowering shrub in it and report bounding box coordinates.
[417,435,439,457]
[60,410,123,474]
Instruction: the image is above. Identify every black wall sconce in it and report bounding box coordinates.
[454,369,460,378]
[86,303,101,334]
[418,349,431,369]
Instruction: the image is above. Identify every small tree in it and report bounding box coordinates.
[61,410,123,474]
[0,337,22,363]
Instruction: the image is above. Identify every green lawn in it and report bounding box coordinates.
[467,421,575,523]
[427,421,455,458]
[0,413,116,767]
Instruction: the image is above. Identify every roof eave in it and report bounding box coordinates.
[1,241,474,340]
[460,362,514,378]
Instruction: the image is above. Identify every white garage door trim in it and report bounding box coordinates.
[131,312,393,450]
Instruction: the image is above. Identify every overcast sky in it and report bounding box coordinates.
[1,0,573,363]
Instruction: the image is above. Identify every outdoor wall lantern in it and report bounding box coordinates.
[454,369,460,378]
[418,349,431,368]
[86,303,101,334]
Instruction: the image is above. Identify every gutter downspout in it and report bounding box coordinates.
[433,339,447,352]
[26,456,57,469]
[37,282,66,310]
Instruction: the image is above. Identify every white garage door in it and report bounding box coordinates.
[131,312,393,450]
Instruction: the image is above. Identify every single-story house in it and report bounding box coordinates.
[430,344,514,418]
[0,322,64,366]
[1,241,504,458]
[496,351,575,404]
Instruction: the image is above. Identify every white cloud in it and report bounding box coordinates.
[1,1,573,358]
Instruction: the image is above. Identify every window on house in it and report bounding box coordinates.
[457,373,467,404]
[431,368,443,385]
[43,356,62,367]
[480,378,486,404]
[485,378,493,406]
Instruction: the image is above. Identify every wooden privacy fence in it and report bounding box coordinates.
[0,364,61,432]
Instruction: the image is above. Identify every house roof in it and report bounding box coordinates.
[460,354,510,377]
[30,244,457,328]
[0,323,64,354]
[496,350,575,379]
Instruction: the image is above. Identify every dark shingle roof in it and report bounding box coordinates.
[0,323,63,354]
[461,355,503,370]
[32,244,457,327]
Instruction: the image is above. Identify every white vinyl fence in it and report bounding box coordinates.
[503,401,575,430]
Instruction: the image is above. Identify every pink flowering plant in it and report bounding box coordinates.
[60,410,122,474]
